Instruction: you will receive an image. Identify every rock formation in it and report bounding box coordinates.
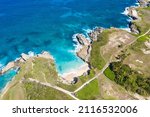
[37,51,54,60]
[0,51,54,75]
[126,7,140,20]
[129,22,140,34]
[88,27,104,41]
[75,34,91,62]
[0,62,15,74]
[138,0,150,7]
[21,53,30,61]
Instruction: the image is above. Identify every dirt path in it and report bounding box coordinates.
[73,28,150,94]
[28,78,79,100]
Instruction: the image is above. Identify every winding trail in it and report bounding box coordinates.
[1,29,149,100]
[74,63,109,93]
[28,78,79,100]
[137,28,150,39]
[73,28,150,94]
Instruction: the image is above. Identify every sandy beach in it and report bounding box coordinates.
[61,63,90,83]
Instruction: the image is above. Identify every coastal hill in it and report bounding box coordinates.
[0,0,150,100]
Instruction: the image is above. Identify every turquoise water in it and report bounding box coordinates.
[0,69,17,91]
[0,0,136,89]
[0,0,136,74]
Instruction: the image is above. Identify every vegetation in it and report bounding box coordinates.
[24,81,73,100]
[15,58,59,85]
[104,67,115,81]
[76,79,100,100]
[90,30,110,70]
[133,7,150,34]
[57,69,96,92]
[109,61,150,96]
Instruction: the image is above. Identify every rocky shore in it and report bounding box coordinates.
[0,51,54,75]
[0,0,149,95]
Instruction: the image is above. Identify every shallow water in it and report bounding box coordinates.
[0,69,17,91]
[0,0,136,75]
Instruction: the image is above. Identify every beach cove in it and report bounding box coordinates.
[0,0,136,91]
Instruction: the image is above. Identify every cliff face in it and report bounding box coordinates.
[129,0,150,34]
[1,0,150,100]
[75,34,91,63]
[75,28,104,63]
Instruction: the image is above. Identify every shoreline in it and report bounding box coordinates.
[60,63,90,83]
[0,0,147,93]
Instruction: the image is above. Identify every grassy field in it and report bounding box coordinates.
[133,7,150,34]
[104,67,115,81]
[89,30,109,70]
[23,81,73,100]
[76,79,100,100]
[57,69,96,92]
[98,74,134,100]
[22,58,59,84]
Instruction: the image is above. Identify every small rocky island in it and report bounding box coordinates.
[0,0,150,100]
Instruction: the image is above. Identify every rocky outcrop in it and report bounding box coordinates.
[75,34,91,62]
[76,34,90,45]
[37,51,54,60]
[129,22,140,34]
[0,62,15,74]
[0,51,54,75]
[21,53,30,61]
[138,0,150,7]
[142,39,150,54]
[88,27,104,41]
[126,7,140,20]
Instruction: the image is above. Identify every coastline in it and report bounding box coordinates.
[61,63,90,83]
[0,0,149,95]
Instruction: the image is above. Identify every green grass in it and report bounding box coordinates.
[133,7,150,34]
[16,57,59,85]
[76,79,100,100]
[90,30,110,70]
[104,67,115,81]
[24,81,73,100]
[57,69,96,92]
[137,35,150,42]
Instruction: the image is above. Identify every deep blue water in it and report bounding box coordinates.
[0,0,136,89]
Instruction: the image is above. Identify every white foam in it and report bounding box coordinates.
[28,51,35,57]
[82,28,93,42]
[0,63,4,69]
[72,34,83,52]
[120,27,131,32]
[121,7,129,15]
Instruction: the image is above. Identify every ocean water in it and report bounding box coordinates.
[0,0,136,88]
[0,69,17,91]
